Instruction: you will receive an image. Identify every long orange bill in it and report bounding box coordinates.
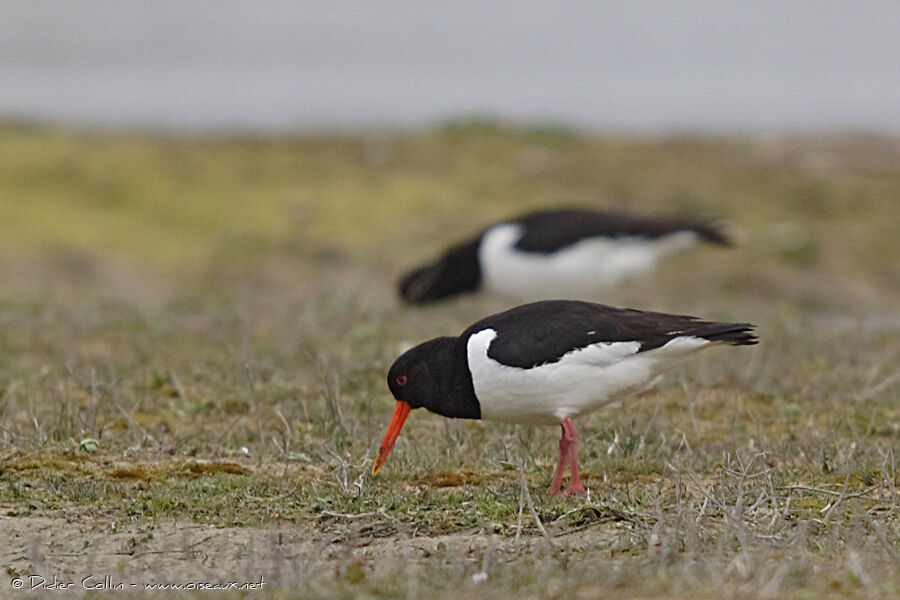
[372,401,412,475]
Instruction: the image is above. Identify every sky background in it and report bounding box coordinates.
[1,1,899,134]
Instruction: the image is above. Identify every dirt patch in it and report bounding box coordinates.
[417,470,502,487]
[3,449,252,482]
[104,461,251,481]
[0,515,577,597]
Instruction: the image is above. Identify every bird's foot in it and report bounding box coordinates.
[547,480,586,496]
[565,479,586,495]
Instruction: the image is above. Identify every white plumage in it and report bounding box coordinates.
[478,223,701,300]
[466,327,711,425]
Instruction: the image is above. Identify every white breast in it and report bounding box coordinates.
[466,328,711,425]
[478,224,699,300]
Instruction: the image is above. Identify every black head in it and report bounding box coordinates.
[373,335,475,475]
[397,238,482,304]
[385,335,480,420]
[386,337,456,409]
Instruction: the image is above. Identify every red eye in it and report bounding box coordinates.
[395,374,408,386]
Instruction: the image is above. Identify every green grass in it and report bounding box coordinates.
[0,122,899,598]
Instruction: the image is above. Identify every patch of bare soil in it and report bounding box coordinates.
[2,516,601,596]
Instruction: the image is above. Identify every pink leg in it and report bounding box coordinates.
[547,416,586,496]
[547,428,570,495]
[563,416,585,495]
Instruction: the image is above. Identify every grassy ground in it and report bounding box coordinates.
[1,121,899,598]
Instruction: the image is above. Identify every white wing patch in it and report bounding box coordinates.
[478,223,699,300]
[466,328,711,425]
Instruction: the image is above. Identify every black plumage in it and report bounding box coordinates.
[465,300,757,369]
[512,209,731,254]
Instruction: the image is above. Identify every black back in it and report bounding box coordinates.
[513,209,731,254]
[462,300,756,369]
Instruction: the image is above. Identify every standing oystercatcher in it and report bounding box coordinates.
[372,300,756,495]
[398,208,731,304]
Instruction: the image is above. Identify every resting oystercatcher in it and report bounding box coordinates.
[398,208,731,304]
[372,300,756,495]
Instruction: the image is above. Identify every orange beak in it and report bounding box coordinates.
[371,401,412,475]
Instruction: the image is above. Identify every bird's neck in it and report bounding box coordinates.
[423,339,481,420]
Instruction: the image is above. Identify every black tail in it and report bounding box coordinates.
[690,221,732,246]
[691,321,758,345]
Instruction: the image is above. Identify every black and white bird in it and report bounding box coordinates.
[372,300,756,495]
[398,208,731,304]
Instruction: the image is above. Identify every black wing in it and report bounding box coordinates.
[512,208,731,254]
[463,300,756,369]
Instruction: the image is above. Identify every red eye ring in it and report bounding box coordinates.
[395,374,408,386]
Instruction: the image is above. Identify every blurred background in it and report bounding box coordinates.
[2,1,899,133]
[1,1,898,312]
